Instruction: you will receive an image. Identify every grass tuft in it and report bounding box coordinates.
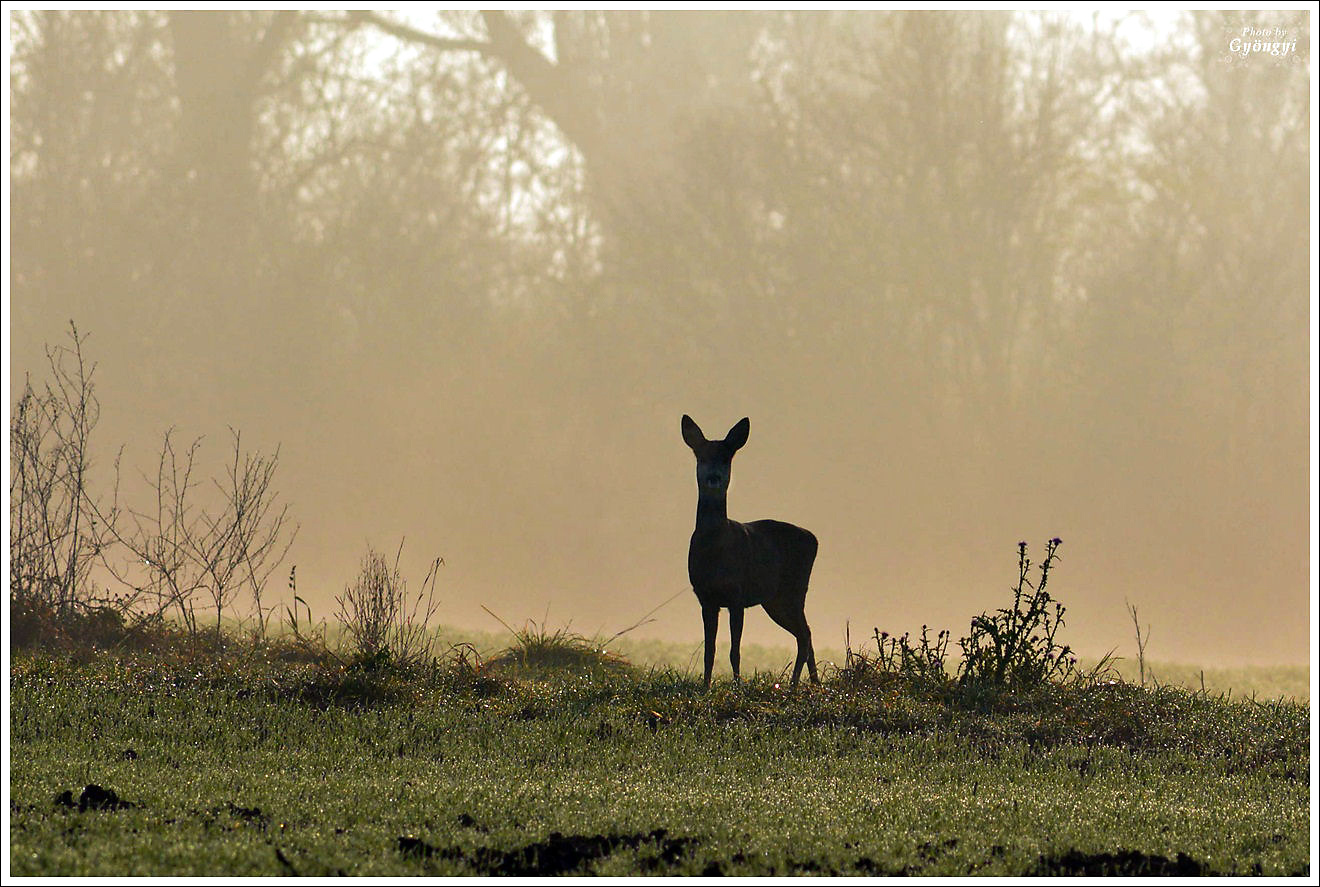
[487,618,633,677]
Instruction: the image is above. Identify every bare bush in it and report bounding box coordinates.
[8,322,119,618]
[335,542,443,667]
[216,429,296,637]
[101,428,298,637]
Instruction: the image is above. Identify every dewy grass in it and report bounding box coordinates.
[8,648,1309,877]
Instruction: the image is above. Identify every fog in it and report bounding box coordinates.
[7,11,1312,666]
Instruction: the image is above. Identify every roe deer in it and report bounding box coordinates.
[681,415,819,688]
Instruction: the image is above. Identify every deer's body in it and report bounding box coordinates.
[682,415,819,688]
[688,517,817,611]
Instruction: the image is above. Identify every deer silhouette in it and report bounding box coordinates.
[681,415,819,688]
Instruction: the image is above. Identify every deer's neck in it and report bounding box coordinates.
[695,493,730,533]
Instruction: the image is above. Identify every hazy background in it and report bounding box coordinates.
[7,10,1311,666]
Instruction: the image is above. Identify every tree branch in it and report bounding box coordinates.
[477,11,599,155]
[350,11,494,56]
[242,10,298,94]
[352,10,599,156]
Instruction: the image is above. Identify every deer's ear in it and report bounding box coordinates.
[681,415,706,449]
[725,417,750,451]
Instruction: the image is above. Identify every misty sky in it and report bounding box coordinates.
[6,9,1314,667]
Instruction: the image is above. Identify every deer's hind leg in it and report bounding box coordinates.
[792,611,818,687]
[763,598,818,688]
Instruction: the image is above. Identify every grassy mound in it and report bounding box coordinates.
[486,620,632,677]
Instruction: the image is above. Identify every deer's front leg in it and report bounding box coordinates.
[702,603,719,688]
[728,606,744,682]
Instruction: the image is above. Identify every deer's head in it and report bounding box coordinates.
[681,415,749,498]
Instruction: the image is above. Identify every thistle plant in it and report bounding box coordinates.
[957,538,1076,691]
[875,625,951,683]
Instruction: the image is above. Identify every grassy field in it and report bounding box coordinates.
[8,643,1311,877]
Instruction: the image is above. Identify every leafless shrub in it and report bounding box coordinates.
[334,542,443,667]
[11,322,297,645]
[8,321,120,618]
[218,429,297,637]
[101,428,298,637]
